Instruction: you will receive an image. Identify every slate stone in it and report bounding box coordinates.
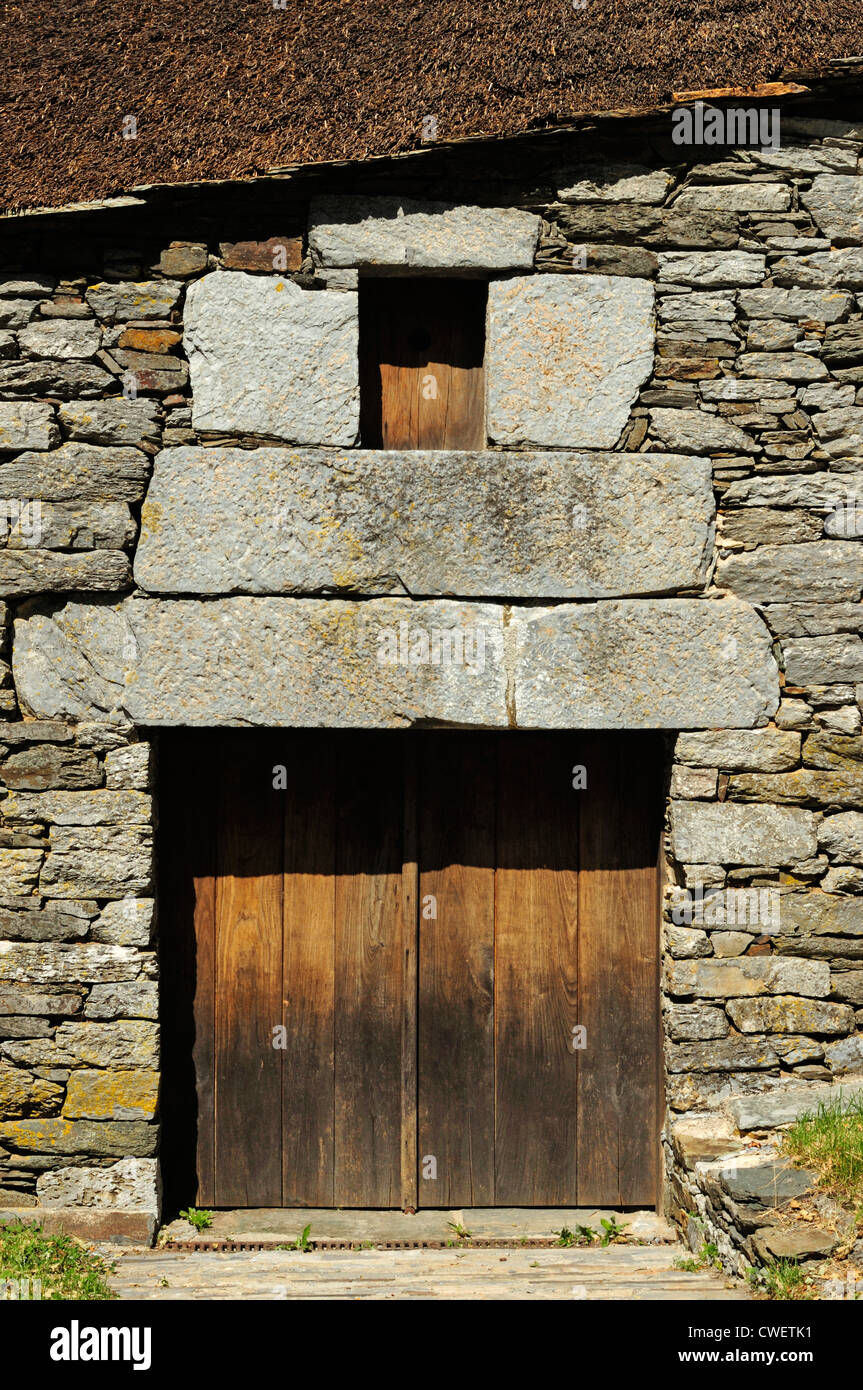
[84,281,183,324]
[666,955,829,999]
[0,745,101,790]
[58,400,160,450]
[675,184,790,212]
[0,1064,63,1119]
[0,362,112,400]
[727,996,854,1035]
[666,1002,730,1041]
[658,251,766,286]
[153,244,208,278]
[555,205,737,248]
[813,407,863,457]
[0,551,131,597]
[1,791,151,826]
[0,1118,156,1156]
[801,175,863,244]
[104,744,151,790]
[738,352,828,383]
[0,944,147,985]
[727,769,863,809]
[53,1020,158,1069]
[511,599,778,729]
[803,730,863,771]
[731,1079,863,1130]
[722,509,820,548]
[772,249,863,290]
[18,321,101,360]
[84,982,158,1021]
[0,404,58,453]
[134,446,714,599]
[308,197,540,269]
[486,274,654,448]
[0,442,150,502]
[819,812,863,865]
[184,272,359,445]
[89,899,154,947]
[0,301,39,329]
[669,801,817,866]
[556,165,672,203]
[717,542,863,603]
[0,906,91,942]
[675,729,800,772]
[40,836,153,899]
[776,891,863,937]
[649,408,756,453]
[754,1227,838,1261]
[737,288,853,323]
[667,1038,779,1072]
[0,848,43,893]
[720,1160,815,1205]
[784,636,863,686]
[722,471,863,509]
[220,237,303,272]
[658,292,736,322]
[12,594,778,730]
[3,501,133,551]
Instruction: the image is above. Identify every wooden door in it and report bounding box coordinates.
[359,278,487,448]
[159,730,661,1210]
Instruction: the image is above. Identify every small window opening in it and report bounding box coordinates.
[359,277,487,449]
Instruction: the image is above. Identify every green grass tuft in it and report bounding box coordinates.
[783,1095,863,1208]
[0,1220,115,1301]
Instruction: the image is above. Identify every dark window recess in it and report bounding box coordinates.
[359,277,487,449]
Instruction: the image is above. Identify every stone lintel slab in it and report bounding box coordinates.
[134,447,715,599]
[308,197,540,271]
[14,597,779,730]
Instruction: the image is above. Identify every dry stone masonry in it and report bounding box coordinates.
[0,105,862,1261]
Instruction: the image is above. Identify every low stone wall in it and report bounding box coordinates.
[0,106,861,1246]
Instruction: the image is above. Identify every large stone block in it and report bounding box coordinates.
[36,1156,158,1209]
[134,446,714,599]
[62,1069,158,1121]
[727,996,854,1035]
[486,275,654,448]
[13,595,779,730]
[511,600,778,729]
[669,801,817,865]
[308,197,539,270]
[184,272,359,444]
[666,956,830,999]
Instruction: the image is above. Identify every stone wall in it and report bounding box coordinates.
[0,105,862,1250]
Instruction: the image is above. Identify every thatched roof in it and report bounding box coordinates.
[3,0,863,212]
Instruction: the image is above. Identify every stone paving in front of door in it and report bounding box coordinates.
[108,1245,748,1300]
[106,1209,752,1300]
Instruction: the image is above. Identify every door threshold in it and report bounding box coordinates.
[160,1207,676,1249]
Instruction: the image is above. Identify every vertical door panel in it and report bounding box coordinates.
[334,734,406,1206]
[282,734,336,1206]
[417,733,495,1206]
[577,735,662,1207]
[494,735,580,1205]
[214,736,283,1206]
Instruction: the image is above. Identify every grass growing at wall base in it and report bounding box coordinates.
[0,1220,116,1300]
[783,1096,863,1211]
